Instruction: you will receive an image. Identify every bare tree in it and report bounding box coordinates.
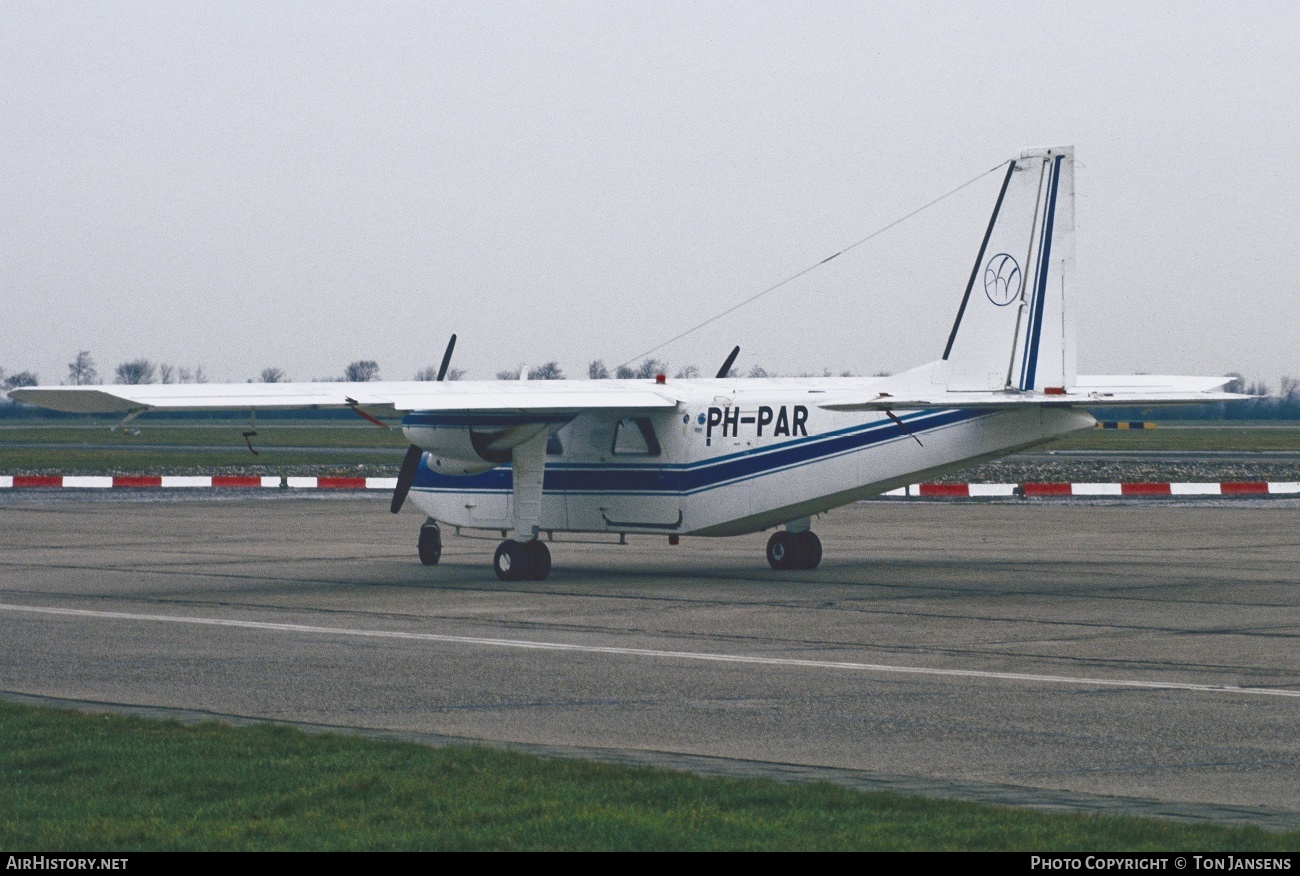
[415,365,464,380]
[259,367,287,383]
[640,359,668,379]
[620,358,667,379]
[66,351,98,385]
[194,365,209,384]
[674,365,700,379]
[344,360,380,382]
[159,363,176,384]
[115,359,157,385]
[747,365,771,378]
[3,371,38,390]
[1281,376,1300,402]
[529,361,564,380]
[496,366,522,380]
[588,360,610,380]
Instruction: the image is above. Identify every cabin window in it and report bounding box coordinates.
[611,417,661,456]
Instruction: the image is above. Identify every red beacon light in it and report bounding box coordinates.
[655,373,666,384]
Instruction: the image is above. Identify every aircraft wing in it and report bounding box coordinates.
[817,375,1247,412]
[10,380,680,417]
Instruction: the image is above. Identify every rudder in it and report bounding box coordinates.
[943,146,1075,392]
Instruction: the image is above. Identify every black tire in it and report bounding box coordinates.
[493,539,529,581]
[523,539,551,580]
[794,531,822,569]
[766,531,803,570]
[418,524,442,566]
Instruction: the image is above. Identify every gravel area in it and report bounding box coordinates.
[935,457,1300,484]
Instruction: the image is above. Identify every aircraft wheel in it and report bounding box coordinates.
[766,531,803,570]
[794,531,822,569]
[418,523,442,566]
[523,539,551,580]
[493,539,529,581]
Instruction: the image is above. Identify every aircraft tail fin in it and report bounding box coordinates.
[942,146,1075,392]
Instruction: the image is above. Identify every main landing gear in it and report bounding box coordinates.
[766,530,822,570]
[416,521,553,580]
[493,538,551,581]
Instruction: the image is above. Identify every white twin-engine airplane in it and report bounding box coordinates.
[16,147,1242,580]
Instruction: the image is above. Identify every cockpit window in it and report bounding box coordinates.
[611,417,661,456]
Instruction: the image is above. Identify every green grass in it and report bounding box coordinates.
[1,702,1295,851]
[1043,424,1300,452]
[0,421,406,472]
[0,422,408,448]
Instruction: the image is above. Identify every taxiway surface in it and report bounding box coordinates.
[2,494,1298,827]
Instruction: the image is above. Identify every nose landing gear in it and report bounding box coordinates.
[418,522,442,566]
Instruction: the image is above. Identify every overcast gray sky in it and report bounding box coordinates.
[3,1,1297,385]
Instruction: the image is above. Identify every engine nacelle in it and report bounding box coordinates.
[402,415,570,476]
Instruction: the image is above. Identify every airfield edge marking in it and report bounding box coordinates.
[0,474,1294,498]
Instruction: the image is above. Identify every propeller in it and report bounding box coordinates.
[391,443,424,513]
[716,345,740,379]
[436,334,457,381]
[392,333,458,514]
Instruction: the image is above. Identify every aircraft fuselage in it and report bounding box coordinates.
[404,379,1096,538]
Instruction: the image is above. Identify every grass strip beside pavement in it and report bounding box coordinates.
[1,702,1295,851]
[1043,426,1300,453]
[0,422,407,474]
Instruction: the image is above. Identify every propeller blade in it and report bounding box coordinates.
[436,334,457,381]
[716,345,740,379]
[391,444,424,514]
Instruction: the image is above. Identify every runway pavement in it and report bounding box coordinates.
[2,493,1298,828]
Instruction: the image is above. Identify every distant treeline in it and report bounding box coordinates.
[1091,377,1300,421]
